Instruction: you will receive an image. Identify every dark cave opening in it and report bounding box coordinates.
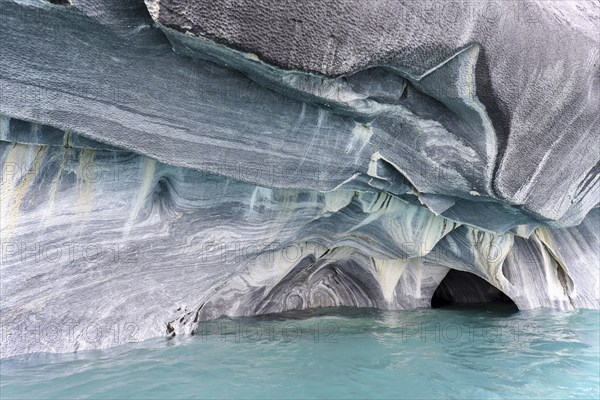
[431,269,518,311]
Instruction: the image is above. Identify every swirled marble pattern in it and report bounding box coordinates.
[0,0,598,357]
[1,135,598,357]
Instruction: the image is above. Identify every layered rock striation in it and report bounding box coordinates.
[0,0,598,357]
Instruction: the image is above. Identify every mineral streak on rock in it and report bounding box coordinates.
[0,0,598,357]
[147,0,600,221]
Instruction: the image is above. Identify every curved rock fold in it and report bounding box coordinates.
[0,0,598,357]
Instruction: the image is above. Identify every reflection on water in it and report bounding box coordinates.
[1,307,598,399]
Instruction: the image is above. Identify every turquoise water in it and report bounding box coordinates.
[1,306,599,399]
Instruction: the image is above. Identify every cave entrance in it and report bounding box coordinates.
[431,269,517,311]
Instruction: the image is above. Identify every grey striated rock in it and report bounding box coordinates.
[0,0,598,357]
[1,133,598,357]
[1,0,598,229]
[146,0,600,222]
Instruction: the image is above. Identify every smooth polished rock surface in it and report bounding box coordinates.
[0,0,599,357]
[1,137,598,357]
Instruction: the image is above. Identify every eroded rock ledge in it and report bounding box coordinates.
[0,0,598,357]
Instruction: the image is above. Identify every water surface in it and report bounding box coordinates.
[2,306,598,399]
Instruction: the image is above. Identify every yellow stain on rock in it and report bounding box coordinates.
[1,144,48,239]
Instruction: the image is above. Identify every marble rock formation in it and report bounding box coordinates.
[0,0,598,357]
